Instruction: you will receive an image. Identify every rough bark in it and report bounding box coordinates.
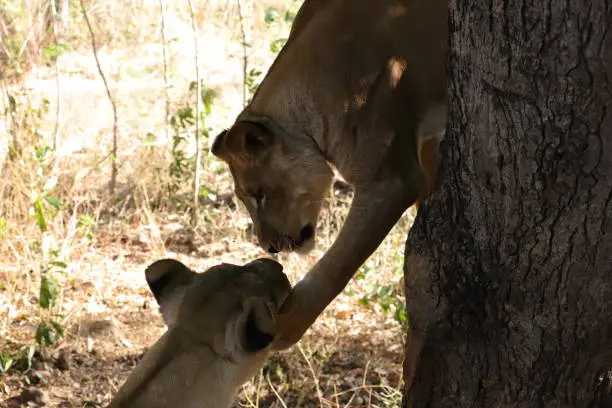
[403,1,612,407]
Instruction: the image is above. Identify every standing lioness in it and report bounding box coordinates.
[212,0,447,349]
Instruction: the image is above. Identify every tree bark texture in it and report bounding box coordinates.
[403,1,612,407]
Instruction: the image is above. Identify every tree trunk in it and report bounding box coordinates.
[403,1,612,407]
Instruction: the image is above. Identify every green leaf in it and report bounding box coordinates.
[7,94,16,113]
[144,132,157,143]
[379,284,394,300]
[0,217,7,239]
[270,38,287,54]
[35,323,57,345]
[284,10,296,23]
[50,321,65,339]
[49,260,68,269]
[33,197,48,232]
[393,301,409,330]
[358,297,371,309]
[264,8,280,24]
[35,146,51,163]
[247,69,262,84]
[0,353,14,373]
[199,185,215,199]
[39,276,58,309]
[44,195,62,211]
[42,43,69,59]
[20,344,36,372]
[79,214,95,227]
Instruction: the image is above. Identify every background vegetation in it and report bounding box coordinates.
[0,1,416,406]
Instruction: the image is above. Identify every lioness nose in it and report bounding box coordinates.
[300,224,314,242]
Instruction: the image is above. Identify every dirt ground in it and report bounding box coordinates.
[0,205,408,407]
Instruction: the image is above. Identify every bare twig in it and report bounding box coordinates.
[78,0,119,196]
[236,0,249,107]
[186,0,201,227]
[298,344,324,408]
[49,0,61,151]
[158,0,170,146]
[266,374,289,408]
[58,0,70,34]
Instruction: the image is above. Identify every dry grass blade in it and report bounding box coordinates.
[266,374,289,408]
[298,343,324,408]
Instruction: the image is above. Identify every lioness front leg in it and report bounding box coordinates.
[272,177,417,350]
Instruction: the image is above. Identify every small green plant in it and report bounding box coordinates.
[30,143,67,347]
[355,260,409,330]
[77,213,96,242]
[169,105,196,192]
[167,80,217,200]
[0,345,36,375]
[1,91,68,348]
[42,42,69,65]
[359,282,409,330]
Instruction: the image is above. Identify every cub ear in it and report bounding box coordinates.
[211,121,274,162]
[242,297,276,352]
[145,259,196,327]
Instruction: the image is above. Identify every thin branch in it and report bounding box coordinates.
[49,0,61,151]
[236,0,249,107]
[298,344,324,407]
[78,0,119,196]
[158,0,170,146]
[186,0,201,227]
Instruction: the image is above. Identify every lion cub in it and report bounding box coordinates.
[106,258,291,408]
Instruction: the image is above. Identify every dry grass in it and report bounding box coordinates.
[0,1,414,406]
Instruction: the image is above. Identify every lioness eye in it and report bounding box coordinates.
[252,188,266,206]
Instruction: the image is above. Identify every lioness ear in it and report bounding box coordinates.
[211,129,228,157]
[211,121,274,161]
[145,259,196,326]
[242,298,276,352]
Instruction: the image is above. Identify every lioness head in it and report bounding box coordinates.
[212,118,333,253]
[107,258,292,408]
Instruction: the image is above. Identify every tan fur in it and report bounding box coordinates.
[212,0,447,349]
[106,258,291,408]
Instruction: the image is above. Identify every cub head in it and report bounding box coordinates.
[145,257,292,356]
[107,258,293,408]
[212,118,333,254]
